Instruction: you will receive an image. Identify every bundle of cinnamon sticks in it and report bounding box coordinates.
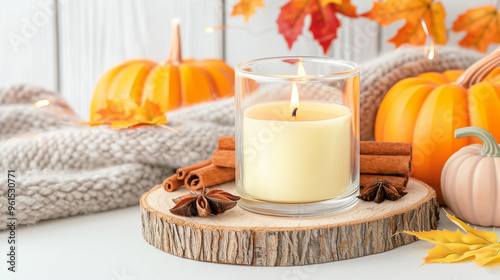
[163,136,412,192]
[162,137,236,192]
[359,141,411,189]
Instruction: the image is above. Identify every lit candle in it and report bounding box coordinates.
[242,64,353,203]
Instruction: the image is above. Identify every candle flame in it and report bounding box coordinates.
[420,18,435,60]
[290,59,305,116]
[290,82,300,113]
[34,99,50,108]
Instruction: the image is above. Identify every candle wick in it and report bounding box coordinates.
[292,108,298,119]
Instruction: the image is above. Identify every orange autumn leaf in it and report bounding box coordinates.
[320,0,341,4]
[83,99,167,129]
[231,0,264,22]
[453,5,500,53]
[363,0,447,47]
[404,211,500,266]
[277,0,357,54]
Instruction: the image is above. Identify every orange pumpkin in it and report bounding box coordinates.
[90,21,234,120]
[375,48,500,204]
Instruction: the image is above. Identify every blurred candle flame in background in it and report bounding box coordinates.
[297,59,306,76]
[33,99,76,125]
[204,25,227,33]
[34,99,50,108]
[420,18,435,60]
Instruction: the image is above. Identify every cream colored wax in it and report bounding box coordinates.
[243,101,352,203]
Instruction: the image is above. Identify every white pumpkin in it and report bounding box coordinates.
[441,126,500,226]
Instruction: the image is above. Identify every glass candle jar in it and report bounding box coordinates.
[235,57,360,217]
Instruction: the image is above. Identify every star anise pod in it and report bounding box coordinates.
[358,179,407,203]
[170,187,240,217]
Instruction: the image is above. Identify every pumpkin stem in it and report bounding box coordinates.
[455,127,500,157]
[168,18,182,65]
[455,47,500,88]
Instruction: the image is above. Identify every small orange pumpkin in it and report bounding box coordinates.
[89,21,234,120]
[441,126,500,226]
[375,48,500,204]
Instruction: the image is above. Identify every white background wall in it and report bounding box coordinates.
[0,0,496,119]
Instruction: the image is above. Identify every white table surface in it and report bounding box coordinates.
[1,207,499,280]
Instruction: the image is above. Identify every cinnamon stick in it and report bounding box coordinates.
[213,150,235,168]
[176,158,212,180]
[216,137,412,156]
[184,164,235,191]
[213,142,411,175]
[217,136,235,151]
[212,150,411,175]
[360,141,411,156]
[167,138,413,193]
[360,174,409,190]
[360,155,411,175]
[162,174,184,192]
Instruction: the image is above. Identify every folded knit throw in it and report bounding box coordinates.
[0,47,480,230]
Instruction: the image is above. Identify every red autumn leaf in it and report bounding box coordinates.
[277,0,357,54]
[309,2,340,53]
[363,0,447,47]
[277,0,309,50]
[453,5,500,53]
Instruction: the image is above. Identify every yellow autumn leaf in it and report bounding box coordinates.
[82,99,167,129]
[132,99,168,128]
[404,211,500,266]
[231,0,264,22]
[468,243,500,266]
[231,0,342,23]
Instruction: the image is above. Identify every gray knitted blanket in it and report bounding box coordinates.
[0,47,480,230]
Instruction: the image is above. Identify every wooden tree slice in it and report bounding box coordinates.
[141,178,439,266]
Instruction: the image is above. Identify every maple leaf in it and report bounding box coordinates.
[231,0,264,22]
[131,99,168,128]
[363,0,447,47]
[453,5,500,53]
[90,99,138,125]
[320,0,341,4]
[309,2,341,53]
[83,99,167,129]
[404,211,500,266]
[276,0,357,54]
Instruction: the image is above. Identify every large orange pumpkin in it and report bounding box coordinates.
[90,21,234,120]
[375,48,500,204]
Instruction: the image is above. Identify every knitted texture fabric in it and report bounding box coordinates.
[0,47,481,230]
